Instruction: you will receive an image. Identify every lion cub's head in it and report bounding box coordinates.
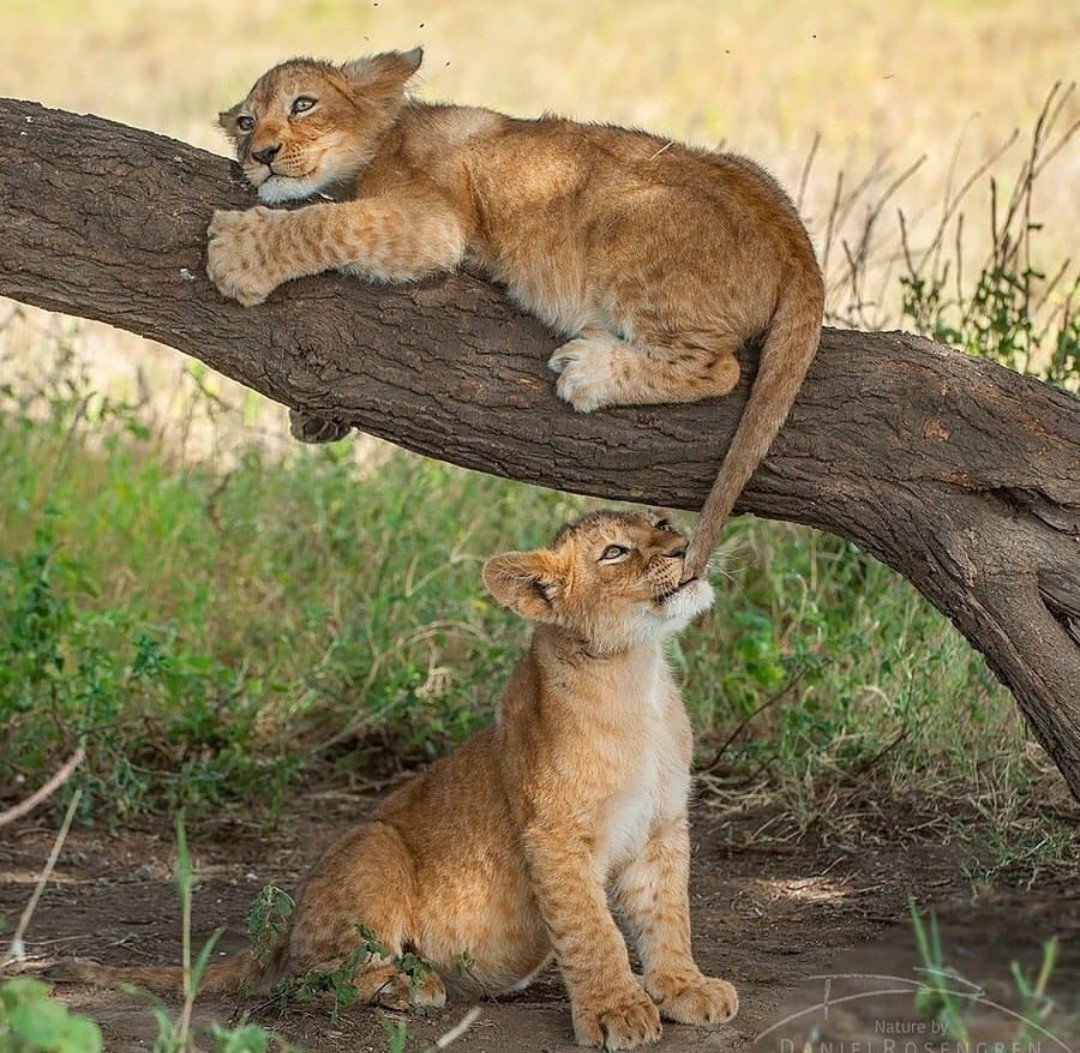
[219,49,423,204]
[483,512,714,652]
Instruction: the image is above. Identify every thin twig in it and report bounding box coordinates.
[700,670,806,773]
[432,1006,483,1050]
[5,788,82,965]
[850,724,913,779]
[796,131,821,212]
[0,747,85,828]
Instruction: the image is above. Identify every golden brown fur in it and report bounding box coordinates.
[205,52,824,577]
[51,512,736,1049]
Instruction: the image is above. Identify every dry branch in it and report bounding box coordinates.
[0,748,85,828]
[1,98,1079,800]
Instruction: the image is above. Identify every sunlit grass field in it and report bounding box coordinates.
[1,0,1077,866]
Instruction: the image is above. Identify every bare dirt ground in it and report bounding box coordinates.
[3,792,1078,1052]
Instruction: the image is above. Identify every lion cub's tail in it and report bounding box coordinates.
[684,265,824,577]
[46,940,287,997]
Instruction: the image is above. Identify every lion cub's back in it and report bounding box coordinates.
[458,115,800,335]
[376,729,510,855]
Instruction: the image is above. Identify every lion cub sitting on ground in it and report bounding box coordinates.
[53,512,737,1049]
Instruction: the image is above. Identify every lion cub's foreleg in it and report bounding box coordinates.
[548,328,742,413]
[613,814,738,1027]
[523,823,662,1050]
[207,189,466,441]
[206,191,466,307]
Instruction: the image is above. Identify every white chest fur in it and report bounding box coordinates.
[594,674,692,875]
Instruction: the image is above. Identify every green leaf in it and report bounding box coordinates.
[174,813,191,901]
[57,1016,103,1053]
[8,996,68,1047]
[381,1017,408,1053]
[0,977,50,1012]
[190,927,225,991]
[213,1024,268,1053]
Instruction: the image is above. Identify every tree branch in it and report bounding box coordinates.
[2,97,1079,800]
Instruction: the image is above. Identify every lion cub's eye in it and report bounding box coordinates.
[291,96,317,115]
[236,115,255,132]
[599,544,630,562]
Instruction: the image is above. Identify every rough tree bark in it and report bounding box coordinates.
[2,99,1079,800]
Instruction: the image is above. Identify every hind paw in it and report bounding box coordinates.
[549,338,624,412]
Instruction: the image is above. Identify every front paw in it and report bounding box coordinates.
[206,207,283,306]
[646,971,738,1027]
[572,983,661,1050]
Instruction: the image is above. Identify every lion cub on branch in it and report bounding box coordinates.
[206,50,824,578]
[55,513,736,1048]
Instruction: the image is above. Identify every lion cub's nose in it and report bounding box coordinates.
[664,543,687,560]
[251,144,282,166]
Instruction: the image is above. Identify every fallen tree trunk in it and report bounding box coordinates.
[2,98,1079,800]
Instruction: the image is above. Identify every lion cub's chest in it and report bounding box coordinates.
[594,700,691,875]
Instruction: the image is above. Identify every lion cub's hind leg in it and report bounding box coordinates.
[548,328,741,413]
[350,953,447,1010]
[289,820,447,1010]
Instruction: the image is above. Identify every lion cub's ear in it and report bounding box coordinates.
[340,48,423,110]
[217,101,243,140]
[483,550,564,622]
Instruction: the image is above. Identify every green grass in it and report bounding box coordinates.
[0,976,103,1053]
[0,331,1061,849]
[909,898,1069,1044]
[0,351,574,820]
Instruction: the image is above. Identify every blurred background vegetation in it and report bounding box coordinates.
[0,0,1077,871]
